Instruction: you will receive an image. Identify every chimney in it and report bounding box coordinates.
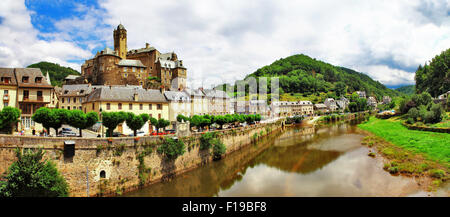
[146,43,150,48]
[133,92,139,101]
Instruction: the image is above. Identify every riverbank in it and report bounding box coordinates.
[358,117,449,193]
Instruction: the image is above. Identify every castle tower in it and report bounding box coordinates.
[113,24,127,59]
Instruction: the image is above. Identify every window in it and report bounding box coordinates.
[35,77,42,83]
[157,104,162,110]
[23,90,29,100]
[149,104,152,110]
[79,98,82,103]
[62,106,64,109]
[140,104,143,110]
[158,114,161,119]
[62,98,65,103]
[124,73,128,78]
[78,106,82,110]
[73,97,76,103]
[140,68,143,72]
[68,98,70,103]
[67,107,71,110]
[124,67,127,72]
[4,90,8,95]
[129,103,132,110]
[106,103,111,110]
[22,76,29,83]
[132,67,136,72]
[118,103,122,110]
[2,77,10,84]
[37,91,43,101]
[73,106,76,110]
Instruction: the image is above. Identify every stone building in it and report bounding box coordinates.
[79,24,187,90]
[324,98,337,112]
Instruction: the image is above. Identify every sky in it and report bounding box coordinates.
[0,0,449,89]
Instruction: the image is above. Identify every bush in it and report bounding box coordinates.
[406,117,414,124]
[212,138,226,160]
[430,169,446,179]
[0,148,69,197]
[199,132,217,150]
[157,138,185,160]
[407,107,419,122]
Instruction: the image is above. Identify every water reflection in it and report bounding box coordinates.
[123,123,421,197]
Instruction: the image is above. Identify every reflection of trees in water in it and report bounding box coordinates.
[254,145,341,174]
[124,123,359,197]
[124,130,280,197]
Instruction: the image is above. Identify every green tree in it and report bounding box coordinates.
[407,107,419,122]
[32,107,53,134]
[102,111,127,137]
[0,148,69,197]
[415,48,450,97]
[150,117,170,132]
[67,110,98,137]
[126,113,149,136]
[0,107,21,134]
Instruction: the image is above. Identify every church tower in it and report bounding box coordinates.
[113,24,127,59]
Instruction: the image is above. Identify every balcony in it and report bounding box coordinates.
[37,96,43,102]
[3,94,9,101]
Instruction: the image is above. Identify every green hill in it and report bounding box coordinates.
[395,85,415,95]
[223,54,399,103]
[27,61,80,87]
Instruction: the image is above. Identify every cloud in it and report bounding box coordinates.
[0,0,91,71]
[93,0,449,88]
[1,0,449,88]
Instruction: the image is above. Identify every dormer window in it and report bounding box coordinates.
[1,77,11,84]
[35,77,42,83]
[80,90,84,94]
[64,90,69,94]
[22,76,29,83]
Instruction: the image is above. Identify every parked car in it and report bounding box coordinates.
[60,131,77,137]
[113,132,126,137]
[129,131,145,137]
[165,129,176,134]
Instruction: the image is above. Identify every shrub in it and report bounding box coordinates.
[429,169,446,179]
[0,148,69,197]
[199,132,217,150]
[407,107,419,122]
[212,138,226,160]
[157,138,185,160]
[389,166,399,174]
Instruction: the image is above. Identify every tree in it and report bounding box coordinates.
[407,107,419,122]
[67,110,98,137]
[415,48,450,97]
[0,107,21,134]
[176,114,190,122]
[0,148,69,197]
[102,111,127,137]
[51,109,69,135]
[213,115,226,129]
[126,113,149,136]
[212,138,226,160]
[32,107,53,134]
[150,117,170,132]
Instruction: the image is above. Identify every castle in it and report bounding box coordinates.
[74,24,187,90]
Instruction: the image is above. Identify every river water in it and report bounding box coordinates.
[122,121,432,197]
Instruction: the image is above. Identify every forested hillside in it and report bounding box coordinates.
[27,61,80,87]
[222,54,399,103]
[396,85,415,95]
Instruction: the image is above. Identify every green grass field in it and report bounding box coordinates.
[358,117,450,165]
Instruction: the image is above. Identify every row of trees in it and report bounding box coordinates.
[100,112,170,137]
[177,113,262,131]
[415,48,449,98]
[32,107,98,137]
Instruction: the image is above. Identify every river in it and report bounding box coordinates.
[122,121,438,197]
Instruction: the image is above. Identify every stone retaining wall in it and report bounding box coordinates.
[0,121,282,197]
